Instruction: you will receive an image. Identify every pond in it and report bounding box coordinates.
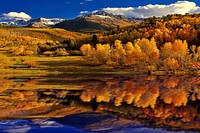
[0,74,199,133]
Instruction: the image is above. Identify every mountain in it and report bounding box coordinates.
[54,11,141,33]
[27,22,47,28]
[0,17,65,27]
[0,19,28,26]
[27,17,65,27]
[0,11,141,32]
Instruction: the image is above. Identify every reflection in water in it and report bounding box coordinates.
[80,75,200,107]
[0,75,199,132]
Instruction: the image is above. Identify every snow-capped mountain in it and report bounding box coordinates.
[0,17,65,27]
[0,19,27,26]
[28,17,65,26]
[89,10,142,23]
[54,10,142,33]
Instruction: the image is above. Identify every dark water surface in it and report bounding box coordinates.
[0,74,199,133]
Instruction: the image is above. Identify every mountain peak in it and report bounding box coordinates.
[83,10,134,22]
[54,10,137,33]
[92,10,114,16]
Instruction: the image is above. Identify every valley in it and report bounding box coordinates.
[0,8,200,133]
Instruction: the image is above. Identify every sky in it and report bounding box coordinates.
[1,0,200,20]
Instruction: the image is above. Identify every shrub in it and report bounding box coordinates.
[43,51,54,56]
[55,48,69,56]
[80,44,92,55]
[21,50,35,56]
[25,61,38,68]
[68,50,82,56]
[9,46,35,56]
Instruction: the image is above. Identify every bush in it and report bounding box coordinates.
[25,61,38,68]
[21,50,35,56]
[80,44,92,55]
[55,48,69,56]
[43,51,54,56]
[9,46,35,56]
[68,50,82,56]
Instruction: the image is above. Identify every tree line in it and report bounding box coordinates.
[80,38,200,72]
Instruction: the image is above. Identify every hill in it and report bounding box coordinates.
[0,27,88,47]
[97,13,200,48]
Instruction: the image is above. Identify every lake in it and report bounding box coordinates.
[0,74,199,133]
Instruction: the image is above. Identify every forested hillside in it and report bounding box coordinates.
[79,13,200,73]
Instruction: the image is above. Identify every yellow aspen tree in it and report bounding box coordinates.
[137,38,160,69]
[163,58,180,71]
[80,44,92,56]
[110,40,126,66]
[171,40,189,68]
[93,43,111,64]
[161,42,172,60]
[124,42,134,54]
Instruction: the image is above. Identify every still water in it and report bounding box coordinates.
[0,74,199,133]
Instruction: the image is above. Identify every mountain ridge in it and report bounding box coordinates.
[0,10,142,33]
[0,17,65,27]
[53,10,142,33]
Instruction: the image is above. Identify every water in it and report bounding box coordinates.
[0,74,199,133]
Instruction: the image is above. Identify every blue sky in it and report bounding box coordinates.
[1,0,200,19]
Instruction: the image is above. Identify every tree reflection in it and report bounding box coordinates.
[0,75,199,131]
[78,75,200,130]
[79,75,200,109]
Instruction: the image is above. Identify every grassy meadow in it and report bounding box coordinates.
[0,53,135,75]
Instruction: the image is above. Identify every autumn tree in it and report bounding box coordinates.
[80,44,93,56]
[161,40,190,69]
[163,58,180,71]
[136,38,160,69]
[92,43,111,65]
[80,43,111,65]
[124,42,134,54]
[109,40,126,66]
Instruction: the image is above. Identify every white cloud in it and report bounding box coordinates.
[102,1,200,18]
[80,2,85,5]
[85,0,93,1]
[80,11,89,15]
[1,12,31,21]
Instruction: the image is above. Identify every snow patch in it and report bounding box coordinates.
[94,15,113,19]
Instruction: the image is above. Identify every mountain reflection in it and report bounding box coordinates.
[0,75,199,131]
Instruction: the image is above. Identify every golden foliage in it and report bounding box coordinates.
[55,48,69,56]
[25,61,38,68]
[163,58,180,70]
[43,51,54,56]
[80,44,93,56]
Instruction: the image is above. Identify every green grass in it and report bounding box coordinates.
[1,51,199,76]
[0,52,136,75]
